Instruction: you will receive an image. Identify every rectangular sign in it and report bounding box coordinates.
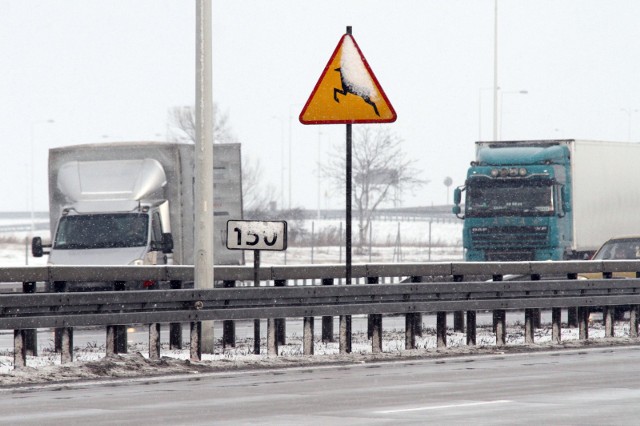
[226,220,287,251]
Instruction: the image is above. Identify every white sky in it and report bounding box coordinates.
[3,1,640,212]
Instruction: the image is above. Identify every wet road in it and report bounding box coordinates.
[1,345,639,425]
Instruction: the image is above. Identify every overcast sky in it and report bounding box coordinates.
[3,1,640,212]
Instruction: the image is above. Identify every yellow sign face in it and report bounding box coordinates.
[299,34,396,125]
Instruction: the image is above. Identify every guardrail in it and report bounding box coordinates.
[2,260,640,369]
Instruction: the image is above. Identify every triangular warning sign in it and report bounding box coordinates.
[299,33,397,125]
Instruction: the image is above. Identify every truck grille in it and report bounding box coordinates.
[470,226,548,250]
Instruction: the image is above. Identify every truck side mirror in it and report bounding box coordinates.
[161,233,174,254]
[32,237,43,257]
[453,187,462,205]
[452,187,465,219]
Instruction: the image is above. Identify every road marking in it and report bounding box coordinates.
[376,400,512,414]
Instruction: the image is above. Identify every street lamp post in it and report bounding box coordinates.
[492,0,499,141]
[499,90,528,140]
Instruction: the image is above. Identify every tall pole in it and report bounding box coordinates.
[341,25,353,355]
[317,129,322,219]
[346,123,352,285]
[288,105,293,210]
[492,0,499,141]
[195,0,214,354]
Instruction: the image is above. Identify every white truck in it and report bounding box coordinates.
[32,141,243,289]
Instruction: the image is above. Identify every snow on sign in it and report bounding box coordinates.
[226,220,287,251]
[299,33,396,124]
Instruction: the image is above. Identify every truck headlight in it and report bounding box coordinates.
[129,259,144,266]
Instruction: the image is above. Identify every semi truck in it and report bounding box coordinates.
[32,141,243,288]
[452,139,640,261]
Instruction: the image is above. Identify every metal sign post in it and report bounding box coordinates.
[300,26,396,354]
[227,220,288,355]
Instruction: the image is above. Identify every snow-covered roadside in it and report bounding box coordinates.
[1,322,638,387]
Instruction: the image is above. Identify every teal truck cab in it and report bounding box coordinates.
[452,140,640,261]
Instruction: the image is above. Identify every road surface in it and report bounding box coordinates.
[1,345,638,425]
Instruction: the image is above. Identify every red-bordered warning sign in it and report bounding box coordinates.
[299,33,397,125]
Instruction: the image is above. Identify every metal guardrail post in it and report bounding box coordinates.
[453,274,476,346]
[60,328,73,364]
[631,307,639,338]
[148,279,161,359]
[13,330,26,369]
[149,323,161,360]
[222,280,236,348]
[367,276,382,353]
[321,278,334,343]
[106,281,127,355]
[436,312,447,348]
[267,316,278,356]
[453,311,464,333]
[632,271,640,338]
[578,306,589,340]
[303,316,314,355]
[169,280,183,349]
[22,281,37,356]
[52,281,67,352]
[570,272,588,340]
[604,307,614,338]
[552,308,562,344]
[411,276,423,338]
[452,269,464,333]
[532,273,542,328]
[524,274,540,344]
[567,272,579,328]
[602,271,615,338]
[339,313,352,354]
[404,276,423,351]
[492,274,506,346]
[274,279,286,345]
[190,321,201,361]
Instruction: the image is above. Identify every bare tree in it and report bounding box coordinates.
[167,104,276,214]
[242,156,277,217]
[167,104,237,144]
[324,126,428,247]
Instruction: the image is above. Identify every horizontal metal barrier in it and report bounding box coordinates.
[2,260,640,369]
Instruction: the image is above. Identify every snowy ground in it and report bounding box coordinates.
[1,218,638,386]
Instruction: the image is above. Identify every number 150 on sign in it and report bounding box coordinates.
[226,220,288,251]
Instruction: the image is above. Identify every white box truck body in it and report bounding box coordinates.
[32,141,243,287]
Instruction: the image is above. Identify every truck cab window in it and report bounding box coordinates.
[54,213,149,249]
[466,179,554,218]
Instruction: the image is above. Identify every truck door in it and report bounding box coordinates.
[150,211,167,265]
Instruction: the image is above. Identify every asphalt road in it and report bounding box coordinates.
[1,345,639,425]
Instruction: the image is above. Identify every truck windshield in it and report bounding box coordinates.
[54,213,149,249]
[465,179,555,217]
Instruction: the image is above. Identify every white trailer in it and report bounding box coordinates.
[567,139,640,252]
[33,141,243,282]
